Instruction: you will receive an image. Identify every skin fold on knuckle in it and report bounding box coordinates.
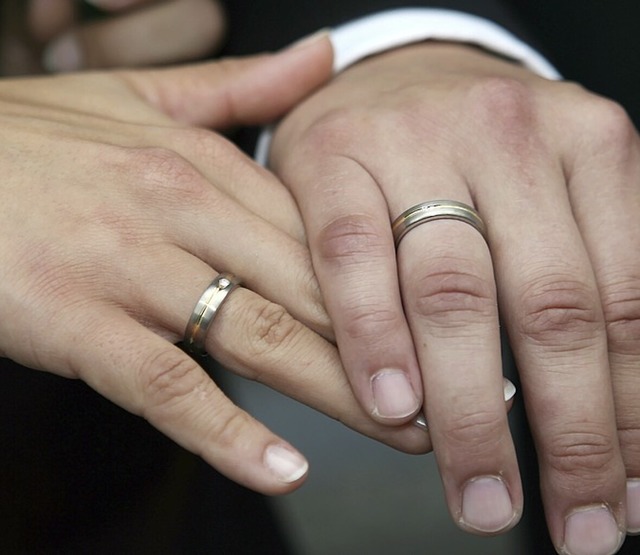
[570,95,638,167]
[438,408,507,458]
[288,108,364,157]
[239,299,306,376]
[464,76,540,156]
[341,301,403,343]
[601,278,640,355]
[515,275,603,349]
[199,406,256,455]
[125,146,211,208]
[406,262,496,333]
[316,213,390,268]
[543,429,620,482]
[137,348,207,420]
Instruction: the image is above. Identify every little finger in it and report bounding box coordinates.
[469,157,627,554]
[561,105,640,534]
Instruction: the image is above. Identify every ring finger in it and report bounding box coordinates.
[389,180,522,535]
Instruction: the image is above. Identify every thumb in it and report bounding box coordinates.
[121,32,333,128]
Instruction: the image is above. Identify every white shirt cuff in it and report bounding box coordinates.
[256,8,560,164]
[331,8,560,79]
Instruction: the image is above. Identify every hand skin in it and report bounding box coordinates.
[0,36,430,497]
[2,0,226,74]
[270,42,640,553]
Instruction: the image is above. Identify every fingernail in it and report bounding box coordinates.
[264,444,308,483]
[287,29,330,51]
[628,479,640,534]
[43,34,83,73]
[562,505,624,555]
[460,476,516,533]
[371,370,420,420]
[503,378,516,402]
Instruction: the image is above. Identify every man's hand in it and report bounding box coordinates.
[271,42,640,553]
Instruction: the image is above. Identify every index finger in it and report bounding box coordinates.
[274,146,423,425]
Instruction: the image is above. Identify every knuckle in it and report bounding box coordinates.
[298,108,366,154]
[580,96,636,153]
[601,279,640,354]
[203,408,255,452]
[516,274,602,347]
[342,303,403,342]
[307,108,360,135]
[139,349,205,413]
[545,430,618,477]
[466,77,537,139]
[440,409,505,452]
[128,146,208,202]
[245,300,303,360]
[316,214,390,266]
[407,259,496,329]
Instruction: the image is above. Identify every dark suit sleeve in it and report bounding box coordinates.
[218,1,537,55]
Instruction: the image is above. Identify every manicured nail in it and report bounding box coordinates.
[371,370,420,420]
[42,34,82,73]
[460,476,515,533]
[503,378,516,402]
[628,480,640,534]
[264,444,308,483]
[562,505,624,555]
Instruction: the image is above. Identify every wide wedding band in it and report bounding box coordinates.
[392,200,486,247]
[184,273,241,356]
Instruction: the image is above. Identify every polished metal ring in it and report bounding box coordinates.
[392,200,486,247]
[184,273,241,356]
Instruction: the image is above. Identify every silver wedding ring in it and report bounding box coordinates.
[392,200,486,247]
[184,273,241,356]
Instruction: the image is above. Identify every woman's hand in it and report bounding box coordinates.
[270,42,640,552]
[0,36,429,496]
[2,0,226,74]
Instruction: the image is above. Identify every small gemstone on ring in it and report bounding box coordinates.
[218,278,231,288]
